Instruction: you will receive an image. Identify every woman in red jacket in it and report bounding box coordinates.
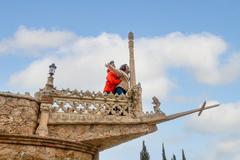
[103,61,121,94]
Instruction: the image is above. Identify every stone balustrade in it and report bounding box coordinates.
[40,82,144,118]
[50,89,134,117]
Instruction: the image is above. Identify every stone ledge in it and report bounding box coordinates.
[0,134,97,155]
[48,112,167,125]
[0,92,39,103]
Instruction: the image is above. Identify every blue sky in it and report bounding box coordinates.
[0,1,240,160]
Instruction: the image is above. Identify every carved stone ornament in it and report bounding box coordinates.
[152,96,161,113]
[47,88,139,118]
[40,103,51,112]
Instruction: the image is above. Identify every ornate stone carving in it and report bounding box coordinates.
[49,88,135,117]
[15,151,34,160]
[40,103,51,111]
[152,96,161,113]
[152,96,165,115]
[129,83,143,117]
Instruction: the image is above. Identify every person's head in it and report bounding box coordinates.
[109,60,115,67]
[119,64,129,74]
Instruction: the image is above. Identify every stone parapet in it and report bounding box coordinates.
[0,92,39,135]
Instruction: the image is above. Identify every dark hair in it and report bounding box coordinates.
[119,64,128,72]
[109,60,114,65]
[109,60,115,67]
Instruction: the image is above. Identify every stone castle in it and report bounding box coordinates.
[0,32,219,160]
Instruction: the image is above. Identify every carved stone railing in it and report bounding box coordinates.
[50,89,134,117]
[35,74,143,136]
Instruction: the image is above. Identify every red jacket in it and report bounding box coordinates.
[104,69,121,93]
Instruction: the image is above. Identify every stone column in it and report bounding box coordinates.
[128,32,136,88]
[35,103,51,136]
[132,83,143,117]
[45,76,54,90]
[35,75,54,136]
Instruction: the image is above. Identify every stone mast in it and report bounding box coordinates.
[128,32,143,115]
[128,32,136,88]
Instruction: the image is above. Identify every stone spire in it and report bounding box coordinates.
[128,32,136,88]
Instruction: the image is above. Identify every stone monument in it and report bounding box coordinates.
[0,32,219,160]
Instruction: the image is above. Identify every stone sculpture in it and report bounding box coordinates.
[0,32,219,160]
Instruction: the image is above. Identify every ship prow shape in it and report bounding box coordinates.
[35,84,219,151]
[0,32,219,160]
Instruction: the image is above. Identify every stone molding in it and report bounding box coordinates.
[0,133,97,155]
[48,112,167,125]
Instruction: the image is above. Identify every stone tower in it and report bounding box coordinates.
[0,33,219,160]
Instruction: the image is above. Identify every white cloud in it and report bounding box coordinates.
[186,101,240,134]
[0,26,77,55]
[9,58,52,91]
[4,27,240,98]
[217,139,240,156]
[194,139,240,160]
[184,101,240,160]
[136,32,240,85]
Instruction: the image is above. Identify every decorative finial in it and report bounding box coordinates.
[128,32,134,40]
[49,63,57,77]
[152,96,162,114]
